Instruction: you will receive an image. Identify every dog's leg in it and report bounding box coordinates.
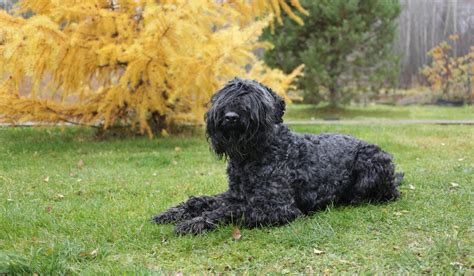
[241,203,303,228]
[173,204,240,235]
[350,144,402,204]
[152,194,227,224]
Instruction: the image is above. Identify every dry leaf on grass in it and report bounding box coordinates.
[394,210,409,216]
[450,262,463,268]
[80,249,98,258]
[54,194,65,201]
[313,248,325,255]
[232,228,242,240]
[77,159,85,169]
[449,182,460,188]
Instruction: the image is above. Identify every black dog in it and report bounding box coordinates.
[153,78,403,235]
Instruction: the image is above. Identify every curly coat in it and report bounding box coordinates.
[153,78,403,235]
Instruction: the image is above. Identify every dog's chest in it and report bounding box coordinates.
[229,160,287,198]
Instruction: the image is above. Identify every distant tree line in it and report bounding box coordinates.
[1,0,472,99]
[395,0,474,88]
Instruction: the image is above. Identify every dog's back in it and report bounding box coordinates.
[289,130,401,212]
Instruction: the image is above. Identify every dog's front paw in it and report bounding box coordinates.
[174,217,216,235]
[152,208,185,224]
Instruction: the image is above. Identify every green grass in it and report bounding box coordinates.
[1,120,473,273]
[285,104,474,121]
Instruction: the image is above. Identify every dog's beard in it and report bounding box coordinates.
[207,116,272,162]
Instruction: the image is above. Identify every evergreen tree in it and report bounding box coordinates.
[263,0,401,107]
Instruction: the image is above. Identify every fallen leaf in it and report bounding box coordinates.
[77,159,85,169]
[423,267,432,273]
[174,147,182,152]
[394,210,409,216]
[160,129,169,137]
[55,194,65,201]
[172,160,178,165]
[450,182,460,188]
[80,249,98,257]
[313,248,325,255]
[44,176,50,182]
[232,228,241,240]
[408,184,415,190]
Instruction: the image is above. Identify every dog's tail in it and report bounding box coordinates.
[394,172,404,186]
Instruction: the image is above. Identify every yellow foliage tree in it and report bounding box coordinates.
[0,0,305,137]
[421,35,474,101]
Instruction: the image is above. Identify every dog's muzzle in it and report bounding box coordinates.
[224,112,239,124]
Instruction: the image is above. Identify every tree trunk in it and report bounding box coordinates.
[148,112,168,134]
[328,84,339,108]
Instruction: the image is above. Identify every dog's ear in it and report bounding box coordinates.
[263,85,286,124]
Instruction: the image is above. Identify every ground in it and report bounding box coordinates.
[0,105,473,274]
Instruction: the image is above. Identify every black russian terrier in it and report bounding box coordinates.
[153,78,403,235]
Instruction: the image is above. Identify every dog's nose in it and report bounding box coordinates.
[224,112,239,123]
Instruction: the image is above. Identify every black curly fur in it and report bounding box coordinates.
[153,77,403,235]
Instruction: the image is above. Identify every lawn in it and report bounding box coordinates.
[1,107,473,273]
[285,104,474,121]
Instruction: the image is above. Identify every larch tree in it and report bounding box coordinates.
[0,0,305,137]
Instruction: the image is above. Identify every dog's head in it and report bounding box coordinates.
[205,78,286,161]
